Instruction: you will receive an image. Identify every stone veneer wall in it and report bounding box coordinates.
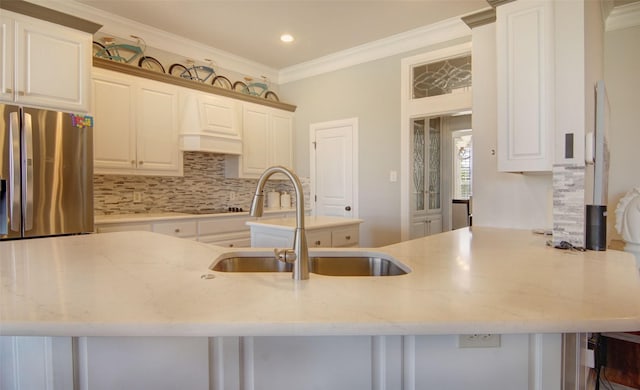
[552,164,586,247]
[94,152,305,215]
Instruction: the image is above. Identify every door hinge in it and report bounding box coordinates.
[312,141,317,149]
[314,195,317,202]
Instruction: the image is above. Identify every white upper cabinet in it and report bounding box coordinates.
[496,0,554,172]
[92,68,182,176]
[225,102,294,179]
[1,10,91,112]
[0,14,14,103]
[178,90,242,154]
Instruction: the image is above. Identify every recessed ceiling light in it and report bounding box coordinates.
[280,34,294,43]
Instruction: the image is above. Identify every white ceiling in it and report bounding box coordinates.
[73,0,489,70]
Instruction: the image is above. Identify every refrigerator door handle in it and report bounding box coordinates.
[23,113,34,231]
[9,112,20,232]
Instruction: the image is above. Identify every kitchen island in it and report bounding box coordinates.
[247,215,363,248]
[1,228,639,389]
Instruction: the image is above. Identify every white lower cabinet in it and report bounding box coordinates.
[78,337,209,390]
[94,211,298,247]
[0,333,563,389]
[251,223,360,248]
[410,214,442,238]
[152,220,198,239]
[0,336,74,390]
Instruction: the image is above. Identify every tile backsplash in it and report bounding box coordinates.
[552,164,586,247]
[94,152,305,215]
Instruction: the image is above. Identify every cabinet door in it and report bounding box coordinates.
[426,215,442,235]
[14,13,91,112]
[0,15,13,103]
[496,0,554,172]
[92,70,137,172]
[198,93,241,138]
[137,79,182,174]
[270,111,293,169]
[242,103,270,175]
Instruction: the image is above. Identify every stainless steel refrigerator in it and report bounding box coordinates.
[0,104,93,240]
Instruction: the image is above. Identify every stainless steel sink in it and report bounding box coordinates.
[212,256,292,272]
[211,252,409,276]
[310,256,407,276]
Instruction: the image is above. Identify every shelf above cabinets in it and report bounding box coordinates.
[93,58,296,112]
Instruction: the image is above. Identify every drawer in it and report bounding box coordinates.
[96,223,152,233]
[204,237,251,249]
[331,226,359,247]
[152,221,197,238]
[306,230,332,248]
[198,216,251,235]
[199,231,250,248]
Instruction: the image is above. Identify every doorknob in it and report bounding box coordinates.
[345,206,351,211]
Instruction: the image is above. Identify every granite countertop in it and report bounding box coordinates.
[1,228,639,337]
[246,216,364,231]
[94,208,299,224]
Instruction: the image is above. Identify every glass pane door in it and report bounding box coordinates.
[411,117,442,214]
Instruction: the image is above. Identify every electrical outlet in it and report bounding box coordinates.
[458,334,501,348]
[133,192,143,203]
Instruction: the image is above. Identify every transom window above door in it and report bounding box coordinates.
[412,54,472,99]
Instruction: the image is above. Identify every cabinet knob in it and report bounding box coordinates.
[130,160,135,165]
[315,240,321,245]
[139,161,144,165]
[228,244,234,247]
[345,235,351,240]
[174,228,180,233]
[345,206,351,211]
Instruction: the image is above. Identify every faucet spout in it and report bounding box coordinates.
[250,166,309,280]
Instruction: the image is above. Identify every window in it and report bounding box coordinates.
[452,130,472,199]
[412,55,472,99]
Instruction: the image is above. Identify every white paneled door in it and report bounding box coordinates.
[310,118,358,218]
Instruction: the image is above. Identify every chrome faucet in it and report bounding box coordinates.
[250,166,309,280]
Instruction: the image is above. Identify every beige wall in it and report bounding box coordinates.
[279,38,469,247]
[605,24,640,241]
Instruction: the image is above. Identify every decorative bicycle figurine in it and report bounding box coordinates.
[92,35,165,73]
[233,76,279,101]
[169,59,232,89]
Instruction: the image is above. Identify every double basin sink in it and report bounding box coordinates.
[211,250,410,277]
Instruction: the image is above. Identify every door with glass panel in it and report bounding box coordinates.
[401,43,472,240]
[410,116,442,239]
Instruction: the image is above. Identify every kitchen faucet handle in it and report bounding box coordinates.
[274,248,297,263]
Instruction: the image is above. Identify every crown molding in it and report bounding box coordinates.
[606,1,640,31]
[461,8,496,29]
[23,0,279,82]
[0,0,101,33]
[486,0,516,8]
[278,17,471,84]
